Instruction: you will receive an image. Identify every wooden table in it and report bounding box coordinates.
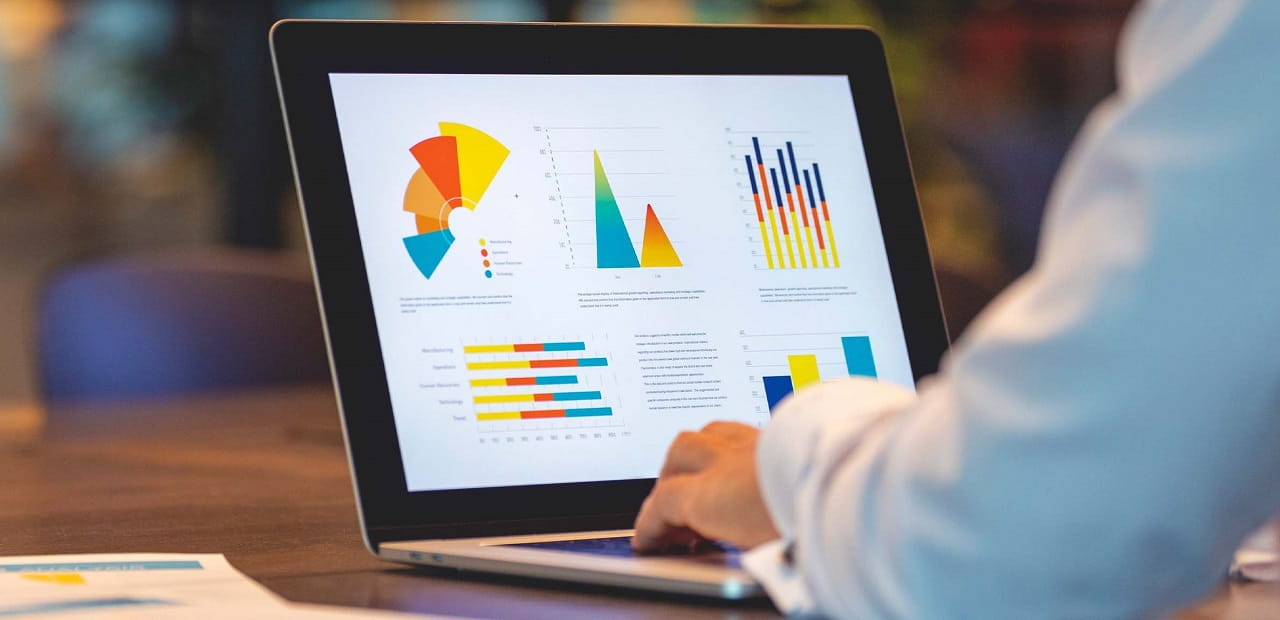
[1,386,1276,618]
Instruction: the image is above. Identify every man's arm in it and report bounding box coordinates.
[637,0,1280,616]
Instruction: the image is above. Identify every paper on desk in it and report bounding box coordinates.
[0,553,449,618]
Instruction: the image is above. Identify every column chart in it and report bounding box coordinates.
[744,333,878,413]
[742,135,840,270]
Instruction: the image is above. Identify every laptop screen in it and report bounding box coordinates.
[327,73,916,493]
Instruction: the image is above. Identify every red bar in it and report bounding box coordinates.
[507,377,537,386]
[793,184,824,249]
[534,393,555,402]
[820,199,831,222]
[530,359,577,368]
[513,343,544,352]
[522,409,566,419]
[752,193,765,223]
[763,164,788,235]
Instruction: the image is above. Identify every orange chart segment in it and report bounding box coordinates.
[409,135,462,205]
[639,204,682,267]
[405,169,449,234]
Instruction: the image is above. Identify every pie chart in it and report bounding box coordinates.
[402,123,509,279]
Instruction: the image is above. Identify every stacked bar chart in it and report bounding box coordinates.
[761,336,877,412]
[463,341,615,424]
[744,136,840,270]
[594,151,683,269]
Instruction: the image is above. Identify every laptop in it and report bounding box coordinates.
[270,20,949,600]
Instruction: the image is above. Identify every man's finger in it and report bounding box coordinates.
[699,420,757,442]
[632,475,696,552]
[658,431,720,477]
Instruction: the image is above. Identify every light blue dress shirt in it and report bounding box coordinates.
[742,0,1280,616]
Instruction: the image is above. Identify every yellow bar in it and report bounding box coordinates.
[477,411,522,421]
[788,354,821,390]
[474,393,536,404]
[824,219,840,268]
[806,229,819,269]
[758,220,774,269]
[788,210,805,268]
[466,360,532,370]
[463,344,516,354]
[470,378,506,387]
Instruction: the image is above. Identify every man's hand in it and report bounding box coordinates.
[631,421,780,553]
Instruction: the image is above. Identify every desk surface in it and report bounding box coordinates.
[1,386,1276,619]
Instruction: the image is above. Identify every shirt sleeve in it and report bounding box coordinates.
[744,0,1280,617]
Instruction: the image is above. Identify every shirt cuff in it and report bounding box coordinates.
[755,377,916,538]
[743,538,819,616]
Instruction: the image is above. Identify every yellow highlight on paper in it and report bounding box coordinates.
[21,573,86,585]
[788,354,821,390]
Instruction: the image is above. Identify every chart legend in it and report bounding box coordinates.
[743,136,840,270]
[402,123,509,279]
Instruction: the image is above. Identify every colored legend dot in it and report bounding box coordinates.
[484,270,493,278]
[478,239,486,247]
[481,249,489,257]
[483,260,491,267]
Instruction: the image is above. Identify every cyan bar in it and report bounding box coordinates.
[577,357,609,367]
[534,375,578,385]
[542,342,586,351]
[552,391,602,402]
[841,336,878,378]
[564,407,613,418]
[0,561,203,572]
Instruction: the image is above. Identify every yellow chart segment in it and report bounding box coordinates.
[21,573,86,585]
[439,122,509,205]
[787,354,821,390]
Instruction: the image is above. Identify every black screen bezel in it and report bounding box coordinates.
[270,20,950,546]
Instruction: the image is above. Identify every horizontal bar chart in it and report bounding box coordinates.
[477,407,614,421]
[466,357,608,370]
[469,375,578,387]
[463,341,586,354]
[473,390,602,404]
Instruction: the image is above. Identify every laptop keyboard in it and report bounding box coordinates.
[501,535,742,568]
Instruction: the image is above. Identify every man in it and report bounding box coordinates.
[632,0,1280,617]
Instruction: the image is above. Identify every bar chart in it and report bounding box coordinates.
[463,340,619,427]
[744,333,877,413]
[742,136,840,270]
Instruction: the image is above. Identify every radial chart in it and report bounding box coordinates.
[402,123,509,279]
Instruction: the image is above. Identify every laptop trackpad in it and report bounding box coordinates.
[501,536,742,568]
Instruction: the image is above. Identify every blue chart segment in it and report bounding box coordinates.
[759,335,878,413]
[762,375,795,412]
[841,336,878,378]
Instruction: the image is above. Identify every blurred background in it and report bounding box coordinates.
[0,0,1137,421]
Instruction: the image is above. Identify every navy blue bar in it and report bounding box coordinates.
[775,149,790,189]
[803,169,819,215]
[752,136,764,164]
[744,155,758,193]
[770,168,784,206]
[786,141,802,189]
[812,163,827,202]
[763,375,795,412]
